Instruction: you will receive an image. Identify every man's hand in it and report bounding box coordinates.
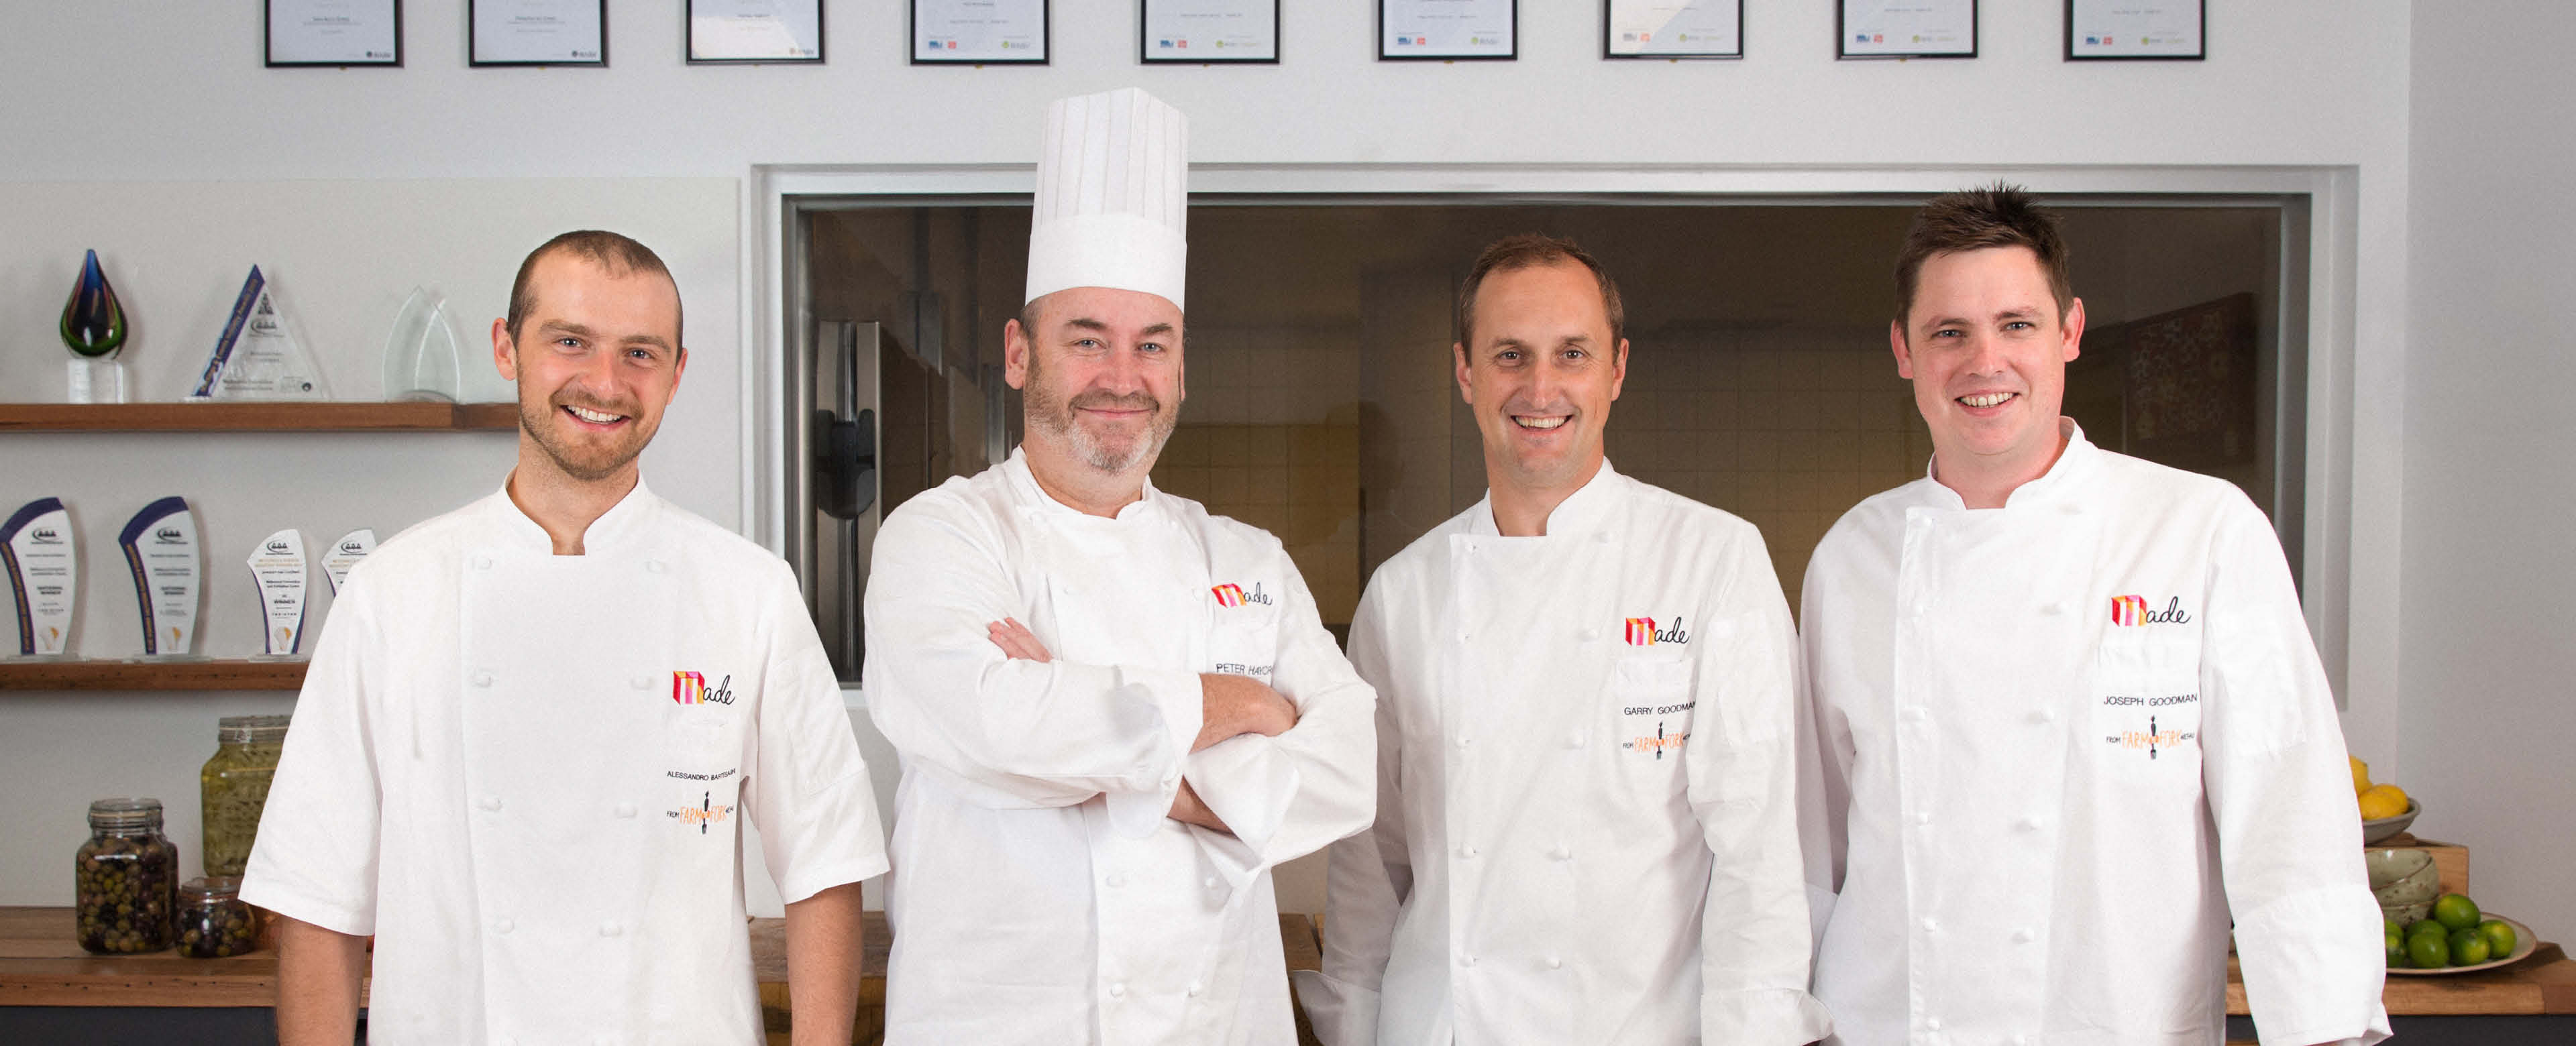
[1167,778,1233,835]
[1197,672,1297,752]
[274,915,368,1046]
[987,617,1053,662]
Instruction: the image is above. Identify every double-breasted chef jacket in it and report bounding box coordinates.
[1300,461,1831,1046]
[862,448,1377,1045]
[242,481,890,1046]
[1799,420,2390,1045]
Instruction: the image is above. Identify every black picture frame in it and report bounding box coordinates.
[264,0,404,68]
[1378,0,1517,62]
[1601,0,1743,61]
[468,0,610,68]
[911,0,1052,65]
[687,0,826,64]
[1139,0,1281,65]
[1836,0,1977,61]
[2063,0,2205,62]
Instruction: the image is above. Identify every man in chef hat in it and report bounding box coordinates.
[1298,234,1833,1045]
[246,230,888,1045]
[1798,185,2390,1045]
[861,88,1378,1045]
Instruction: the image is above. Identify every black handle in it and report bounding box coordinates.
[816,407,877,519]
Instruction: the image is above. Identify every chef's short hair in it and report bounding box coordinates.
[506,230,683,350]
[1893,184,2074,331]
[1456,234,1627,351]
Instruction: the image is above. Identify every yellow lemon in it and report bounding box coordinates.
[2358,784,2410,821]
[2351,755,2372,795]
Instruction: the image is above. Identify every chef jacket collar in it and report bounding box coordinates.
[1919,417,2100,511]
[1002,446,1168,523]
[486,473,660,557]
[1466,457,1625,540]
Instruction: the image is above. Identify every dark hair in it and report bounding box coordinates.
[1892,182,2073,331]
[1455,234,1626,349]
[506,230,682,344]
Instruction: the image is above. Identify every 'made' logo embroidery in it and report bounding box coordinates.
[1211,582,1273,608]
[671,671,736,705]
[1623,616,1690,646]
[2110,595,2192,626]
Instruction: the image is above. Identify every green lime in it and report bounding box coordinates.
[2434,893,2482,931]
[2408,919,2449,941]
[2385,931,2406,966]
[2449,929,2491,966]
[2407,932,2449,969]
[2479,919,2518,958]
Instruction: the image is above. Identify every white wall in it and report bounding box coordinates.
[3,1,2422,921]
[2402,3,2576,942]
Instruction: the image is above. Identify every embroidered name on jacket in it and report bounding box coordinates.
[1212,582,1273,607]
[2109,595,2192,626]
[1623,616,1691,646]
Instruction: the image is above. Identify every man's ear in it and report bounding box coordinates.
[492,317,519,382]
[1608,338,1629,401]
[1004,318,1032,391]
[1453,341,1474,406]
[1888,321,1915,380]
[2059,298,2086,362]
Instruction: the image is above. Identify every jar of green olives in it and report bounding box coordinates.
[200,715,288,878]
[175,876,258,958]
[75,798,178,955]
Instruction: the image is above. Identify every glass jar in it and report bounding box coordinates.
[199,715,288,878]
[175,876,258,958]
[74,797,178,954]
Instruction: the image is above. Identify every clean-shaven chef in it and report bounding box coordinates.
[245,231,888,1046]
[860,88,1377,1045]
[1299,234,1831,1045]
[1799,186,2389,1045]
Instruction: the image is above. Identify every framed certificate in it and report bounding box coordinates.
[1141,0,1279,64]
[470,0,607,67]
[1380,0,1515,61]
[1604,0,1740,60]
[689,0,824,64]
[2065,0,2202,61]
[1839,0,1975,60]
[265,0,402,67]
[913,0,1050,64]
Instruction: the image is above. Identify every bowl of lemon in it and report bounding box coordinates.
[2384,892,2536,974]
[2352,756,2418,844]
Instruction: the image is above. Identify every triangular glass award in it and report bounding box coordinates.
[191,266,329,400]
[380,287,464,402]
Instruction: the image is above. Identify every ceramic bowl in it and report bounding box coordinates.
[2362,798,2420,845]
[2366,848,2440,924]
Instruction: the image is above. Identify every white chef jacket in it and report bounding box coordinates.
[1799,421,2390,1046]
[241,479,890,1046]
[1300,461,1831,1046]
[863,448,1377,1045]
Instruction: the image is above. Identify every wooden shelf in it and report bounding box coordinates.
[0,659,306,691]
[0,402,517,432]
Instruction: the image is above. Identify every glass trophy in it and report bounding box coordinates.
[191,266,328,401]
[382,287,466,402]
[119,497,201,658]
[60,249,128,404]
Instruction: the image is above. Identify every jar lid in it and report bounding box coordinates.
[87,797,164,830]
[180,876,242,900]
[217,714,291,744]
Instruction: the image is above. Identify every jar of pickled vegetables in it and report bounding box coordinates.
[75,797,178,954]
[199,715,288,878]
[175,876,258,958]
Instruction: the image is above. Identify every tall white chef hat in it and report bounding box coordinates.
[1024,87,1189,310]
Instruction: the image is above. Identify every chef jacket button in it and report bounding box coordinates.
[1546,955,1563,970]
[600,921,625,937]
[1564,732,1584,748]
[1913,812,1931,826]
[631,675,653,690]
[614,803,637,819]
[1106,872,1127,888]
[1186,980,1203,997]
[2012,1035,2030,1045]
[1458,954,1477,968]
[1456,844,1479,859]
[2017,816,2041,831]
[1550,846,1572,861]
[472,670,494,688]
[1927,1016,1943,1031]
[1203,876,1219,889]
[1903,707,1928,723]
[1920,917,1939,933]
[2029,709,2053,724]
[1108,982,1126,999]
[494,918,515,934]
[2041,601,2065,616]
[2012,927,2035,943]
[473,557,492,570]
[1593,531,1612,544]
[1454,736,1472,749]
[1458,632,1471,643]
[645,560,667,573]
[1578,626,1599,641]
[478,795,503,811]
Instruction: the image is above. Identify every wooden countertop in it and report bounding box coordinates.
[5,905,2563,1023]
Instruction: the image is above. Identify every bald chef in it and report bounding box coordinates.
[244,231,888,1046]
[1299,235,1831,1045]
[1799,186,2388,1045]
[861,88,1377,1045]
